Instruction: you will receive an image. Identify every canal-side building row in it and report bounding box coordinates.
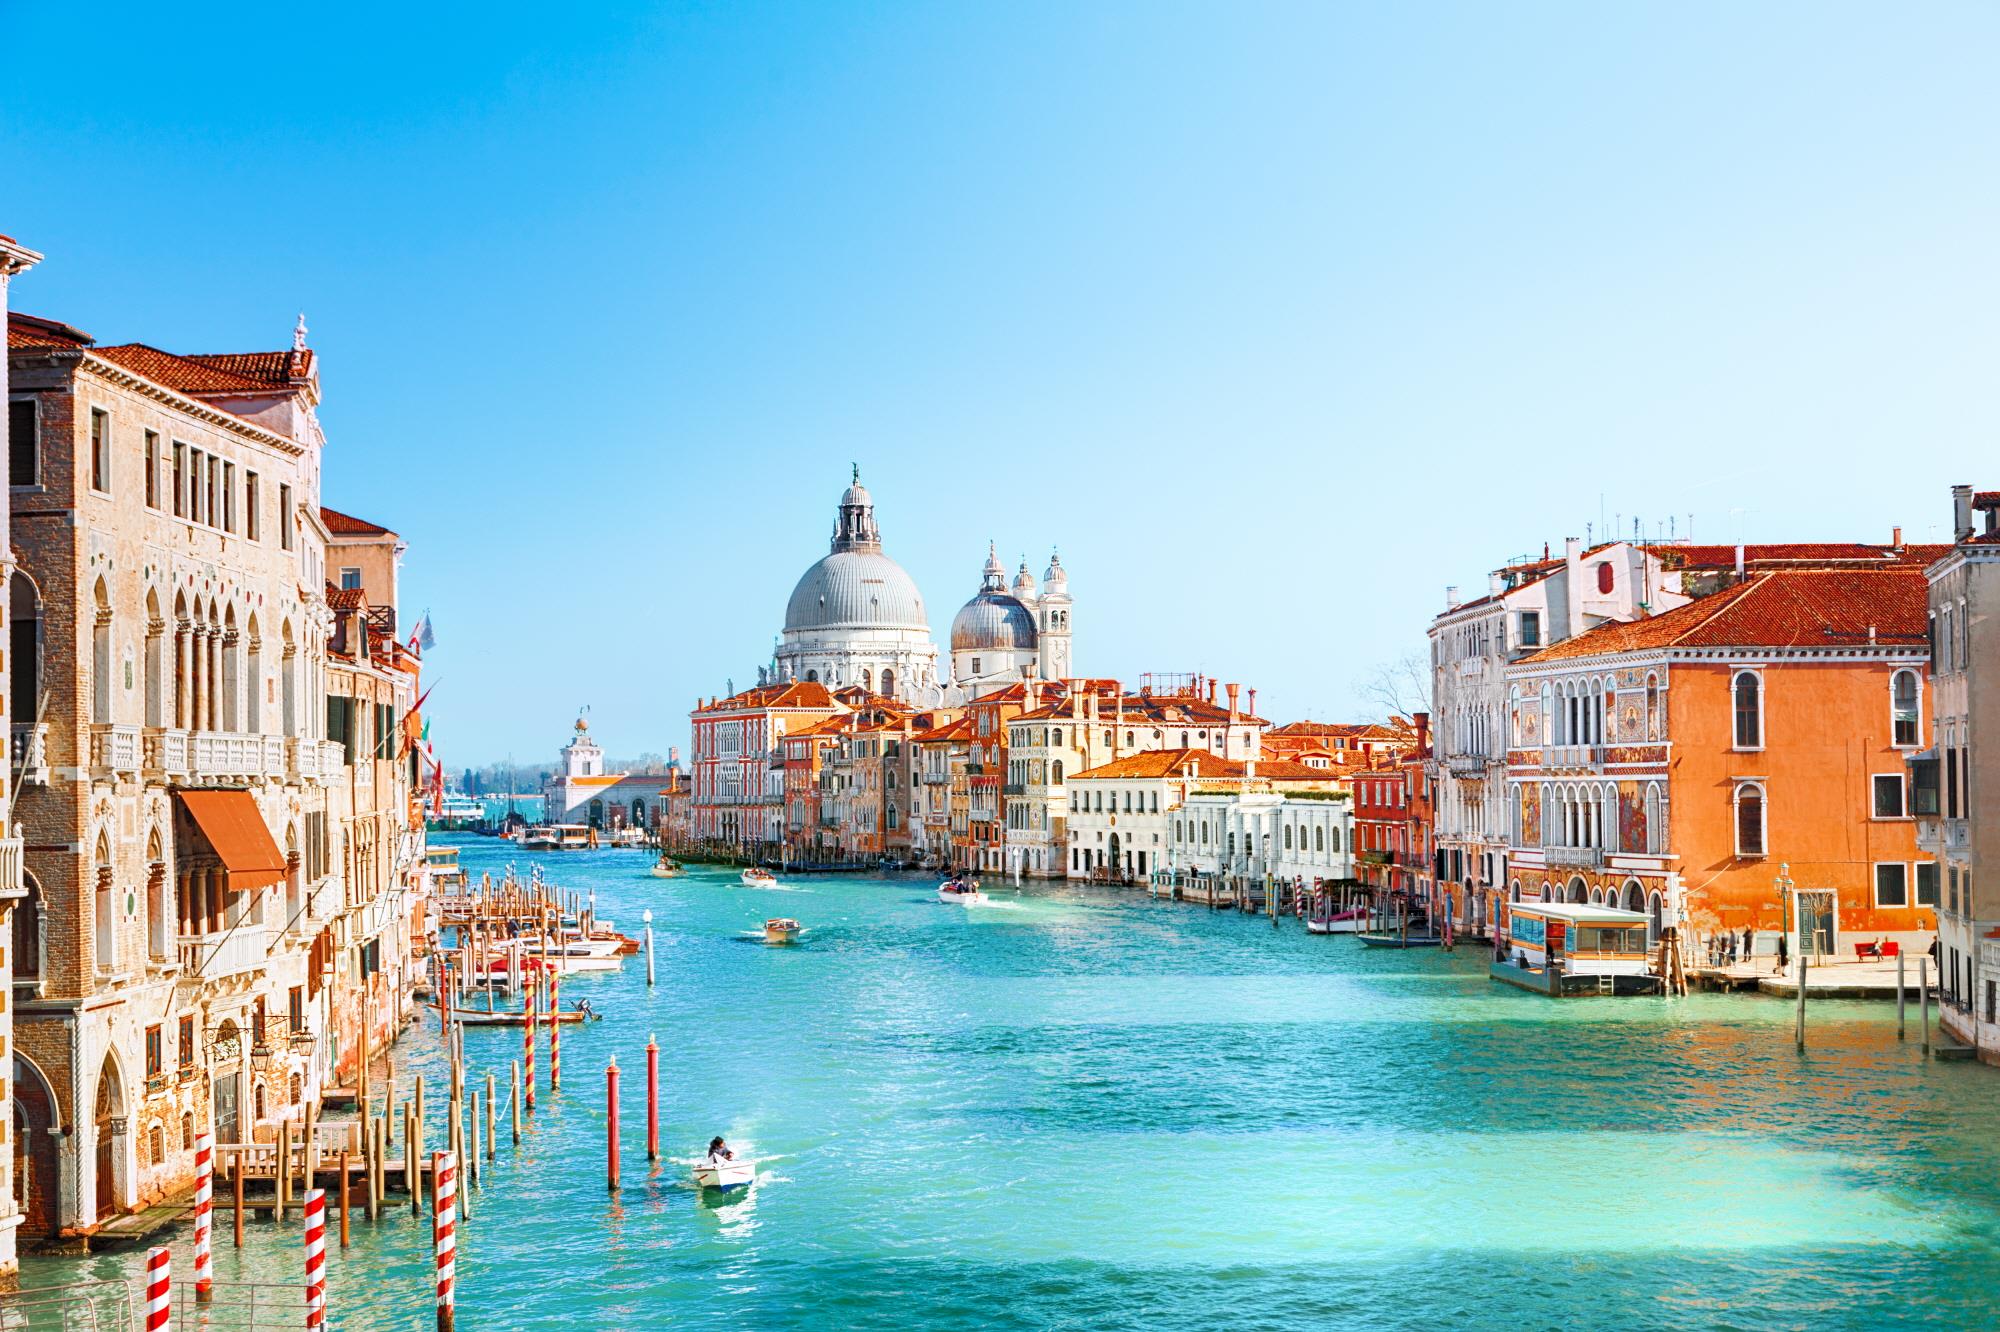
[1500,564,1937,954]
[1923,485,2000,1059]
[5,296,429,1249]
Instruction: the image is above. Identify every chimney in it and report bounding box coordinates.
[1733,544,1745,580]
[1247,687,1257,718]
[1891,525,1903,549]
[1413,711,1431,755]
[1207,679,1217,704]
[1953,484,1974,542]
[1226,683,1239,719]
[1445,585,1460,609]
[1489,571,1504,597]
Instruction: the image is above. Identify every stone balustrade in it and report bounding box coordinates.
[177,921,271,982]
[91,723,144,777]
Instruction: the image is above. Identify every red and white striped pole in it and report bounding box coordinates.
[523,970,537,1112]
[192,1130,214,1303]
[432,1151,456,1332]
[606,1057,620,1192]
[645,1035,659,1162]
[548,972,561,1090]
[144,1245,170,1331]
[303,1187,327,1329]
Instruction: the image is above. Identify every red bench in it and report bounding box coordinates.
[1853,941,1901,960]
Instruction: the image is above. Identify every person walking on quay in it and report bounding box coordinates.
[1742,926,1755,964]
[1774,929,1789,976]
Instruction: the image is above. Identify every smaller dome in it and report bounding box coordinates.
[951,591,1039,654]
[1043,549,1067,588]
[1011,559,1037,599]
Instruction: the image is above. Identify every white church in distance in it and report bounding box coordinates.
[757,468,1072,704]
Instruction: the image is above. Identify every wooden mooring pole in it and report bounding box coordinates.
[1897,950,1907,1040]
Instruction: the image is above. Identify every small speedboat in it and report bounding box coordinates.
[764,917,801,945]
[651,857,684,879]
[938,878,988,906]
[693,1155,756,1192]
[741,867,778,888]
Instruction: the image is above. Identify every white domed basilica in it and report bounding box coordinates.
[758,470,1074,704]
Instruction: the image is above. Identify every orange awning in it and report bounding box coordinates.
[177,790,287,891]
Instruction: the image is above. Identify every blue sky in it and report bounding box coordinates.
[5,2,1996,764]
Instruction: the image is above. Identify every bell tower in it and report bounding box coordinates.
[1039,549,1071,680]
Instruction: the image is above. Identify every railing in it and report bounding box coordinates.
[321,740,346,771]
[178,922,271,982]
[0,1277,132,1329]
[1541,745,1606,772]
[288,735,320,781]
[145,726,191,777]
[1444,754,1489,777]
[1001,783,1026,796]
[357,890,394,942]
[260,734,285,777]
[0,837,21,900]
[1543,845,1605,868]
[190,730,269,782]
[87,723,143,776]
[11,721,49,787]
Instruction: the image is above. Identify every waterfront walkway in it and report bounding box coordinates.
[1695,955,1922,998]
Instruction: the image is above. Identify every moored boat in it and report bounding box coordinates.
[435,999,600,1026]
[1307,907,1365,935]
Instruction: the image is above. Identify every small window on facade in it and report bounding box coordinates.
[1916,861,1940,908]
[177,1015,195,1070]
[1874,863,1909,908]
[8,397,37,486]
[1733,673,1762,749]
[339,568,362,591]
[1519,611,1541,648]
[1892,670,1919,746]
[1734,782,1766,857]
[279,482,293,549]
[245,472,260,540]
[171,442,186,516]
[144,430,160,508]
[223,461,237,532]
[145,1025,163,1078]
[89,407,111,492]
[188,448,205,522]
[1873,774,1905,819]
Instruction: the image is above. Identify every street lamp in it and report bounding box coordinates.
[1774,862,1796,965]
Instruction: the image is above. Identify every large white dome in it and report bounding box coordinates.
[786,550,928,632]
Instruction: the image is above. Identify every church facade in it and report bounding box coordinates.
[542,714,682,829]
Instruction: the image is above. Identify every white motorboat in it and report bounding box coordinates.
[693,1156,756,1192]
[741,867,778,887]
[650,856,684,879]
[764,917,802,945]
[938,879,988,906]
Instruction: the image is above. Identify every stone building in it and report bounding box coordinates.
[946,546,1072,696]
[0,230,43,1279]
[542,713,682,830]
[1922,485,2000,1057]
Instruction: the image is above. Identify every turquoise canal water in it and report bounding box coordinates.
[31,834,2000,1328]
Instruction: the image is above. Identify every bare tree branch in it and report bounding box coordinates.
[1358,650,1430,722]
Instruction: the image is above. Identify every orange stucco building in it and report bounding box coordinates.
[1505,567,1937,956]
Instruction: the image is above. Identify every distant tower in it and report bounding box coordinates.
[1039,549,1071,680]
[563,712,604,779]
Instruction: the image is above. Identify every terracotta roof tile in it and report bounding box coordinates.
[322,507,393,536]
[1520,568,1928,661]
[7,312,92,349]
[1070,750,1247,781]
[92,343,278,393]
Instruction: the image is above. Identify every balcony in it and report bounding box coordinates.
[177,922,271,983]
[1544,845,1605,869]
[12,722,48,786]
[1444,754,1489,777]
[0,837,21,899]
[1359,849,1396,867]
[289,736,322,782]
[90,723,143,778]
[1541,745,1605,773]
[321,741,346,772]
[145,727,191,778]
[190,731,268,783]
[1002,783,1026,796]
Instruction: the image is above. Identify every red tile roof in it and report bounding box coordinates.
[326,585,366,611]
[1656,542,1950,569]
[322,507,393,537]
[1520,568,1929,661]
[92,343,284,394]
[182,350,311,387]
[8,312,92,349]
[697,681,838,714]
[1071,750,1249,781]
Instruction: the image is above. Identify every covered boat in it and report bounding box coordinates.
[1492,901,1661,996]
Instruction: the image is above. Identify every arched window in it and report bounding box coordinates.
[1734,782,1766,857]
[1538,683,1552,744]
[1892,669,1920,747]
[805,670,817,683]
[860,669,872,692]
[91,579,113,724]
[12,571,43,730]
[1284,826,1293,850]
[880,668,895,698]
[1644,673,1659,740]
[14,872,43,983]
[1052,760,1064,784]
[1329,826,1341,852]
[1314,826,1324,852]
[1733,672,1762,749]
[1644,783,1664,855]
[93,834,115,973]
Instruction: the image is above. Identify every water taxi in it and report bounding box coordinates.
[764,917,802,945]
[741,867,778,887]
[1491,901,1661,996]
[650,855,684,879]
[520,826,560,850]
[938,878,988,905]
